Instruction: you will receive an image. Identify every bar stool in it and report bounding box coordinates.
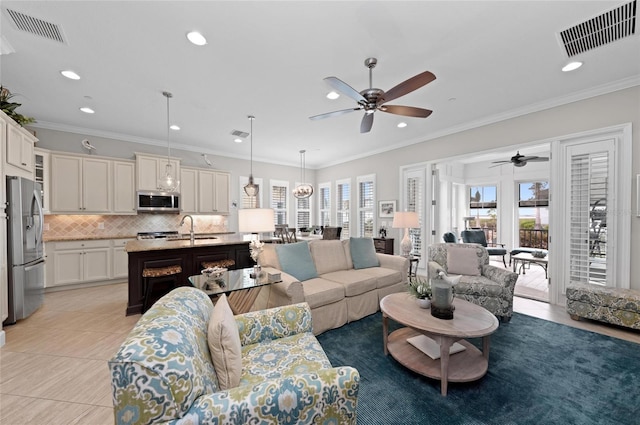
[201,259,235,269]
[142,265,182,313]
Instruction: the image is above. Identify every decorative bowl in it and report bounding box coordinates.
[532,250,547,258]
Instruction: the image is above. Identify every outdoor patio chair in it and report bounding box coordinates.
[461,229,507,267]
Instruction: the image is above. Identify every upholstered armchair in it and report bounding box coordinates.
[428,243,518,322]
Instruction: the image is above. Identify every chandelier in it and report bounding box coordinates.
[293,149,313,199]
[243,115,259,197]
[157,91,180,192]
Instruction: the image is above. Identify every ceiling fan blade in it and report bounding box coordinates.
[491,160,512,164]
[360,113,374,133]
[524,156,549,162]
[324,77,366,103]
[309,107,361,121]
[381,104,432,118]
[381,71,436,104]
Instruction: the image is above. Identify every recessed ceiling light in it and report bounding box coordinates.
[187,31,207,46]
[562,61,583,72]
[170,124,180,131]
[79,107,94,114]
[397,122,407,128]
[326,91,340,100]
[234,138,243,143]
[60,70,80,80]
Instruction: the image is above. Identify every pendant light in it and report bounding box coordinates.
[157,91,180,192]
[293,149,313,199]
[243,115,259,197]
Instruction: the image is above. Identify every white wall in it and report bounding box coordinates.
[316,86,640,289]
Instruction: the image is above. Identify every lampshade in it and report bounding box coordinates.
[238,208,275,233]
[293,149,314,199]
[158,91,180,192]
[244,115,259,196]
[392,211,419,229]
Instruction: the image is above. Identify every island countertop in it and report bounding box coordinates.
[125,234,251,253]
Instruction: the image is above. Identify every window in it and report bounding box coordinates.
[318,182,331,227]
[468,185,498,243]
[295,185,312,230]
[357,175,375,237]
[336,179,350,238]
[239,176,263,208]
[517,181,549,249]
[270,179,289,225]
[406,170,424,257]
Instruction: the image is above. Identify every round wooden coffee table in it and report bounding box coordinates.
[380,292,499,396]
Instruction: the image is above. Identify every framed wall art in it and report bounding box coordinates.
[379,200,396,218]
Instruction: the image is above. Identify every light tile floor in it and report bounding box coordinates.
[1,282,638,424]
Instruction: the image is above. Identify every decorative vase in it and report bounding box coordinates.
[416,298,431,309]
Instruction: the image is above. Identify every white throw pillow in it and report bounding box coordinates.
[207,294,242,390]
[447,246,481,276]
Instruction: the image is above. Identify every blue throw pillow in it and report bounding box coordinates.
[350,237,380,269]
[275,242,318,281]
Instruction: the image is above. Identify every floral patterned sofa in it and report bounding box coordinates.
[566,283,640,329]
[428,243,518,322]
[108,287,360,425]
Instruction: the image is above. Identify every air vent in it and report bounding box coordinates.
[559,0,636,57]
[230,130,249,138]
[5,8,66,44]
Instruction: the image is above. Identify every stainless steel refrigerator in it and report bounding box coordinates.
[4,176,45,325]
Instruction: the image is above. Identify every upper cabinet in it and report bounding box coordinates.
[50,153,135,215]
[180,167,230,215]
[1,109,37,180]
[136,153,181,192]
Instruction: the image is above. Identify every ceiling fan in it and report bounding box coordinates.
[490,151,549,168]
[309,57,436,133]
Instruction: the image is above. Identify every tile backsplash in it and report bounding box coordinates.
[44,214,229,239]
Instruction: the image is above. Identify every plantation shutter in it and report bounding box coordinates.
[337,180,350,238]
[319,184,331,226]
[271,180,288,225]
[358,177,375,237]
[568,149,610,286]
[296,194,310,230]
[406,170,423,258]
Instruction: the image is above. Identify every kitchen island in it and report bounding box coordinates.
[125,235,253,315]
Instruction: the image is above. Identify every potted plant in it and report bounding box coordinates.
[0,86,35,127]
[299,227,311,237]
[408,275,432,308]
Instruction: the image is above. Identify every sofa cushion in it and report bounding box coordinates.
[321,270,378,297]
[350,237,380,269]
[309,240,349,274]
[302,277,345,308]
[276,242,318,281]
[358,266,404,288]
[207,294,242,390]
[447,245,481,276]
[454,275,508,297]
[259,243,281,269]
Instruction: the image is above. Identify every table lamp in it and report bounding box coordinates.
[392,211,419,256]
[238,208,276,235]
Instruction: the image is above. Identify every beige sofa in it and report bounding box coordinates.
[259,239,409,334]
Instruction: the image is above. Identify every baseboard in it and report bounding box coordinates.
[0,330,5,347]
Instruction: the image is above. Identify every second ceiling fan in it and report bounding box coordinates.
[490,151,549,168]
[309,58,436,133]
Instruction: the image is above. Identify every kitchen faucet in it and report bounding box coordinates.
[180,215,194,243]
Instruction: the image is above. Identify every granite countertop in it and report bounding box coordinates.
[125,234,250,253]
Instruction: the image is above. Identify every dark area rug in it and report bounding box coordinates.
[317,312,640,425]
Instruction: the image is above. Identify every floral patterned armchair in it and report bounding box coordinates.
[109,287,359,424]
[428,243,518,322]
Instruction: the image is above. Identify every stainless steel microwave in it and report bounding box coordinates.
[136,191,180,213]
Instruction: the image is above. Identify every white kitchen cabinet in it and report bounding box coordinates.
[50,154,111,213]
[197,170,230,214]
[49,240,111,287]
[34,148,50,213]
[113,160,136,214]
[2,109,37,180]
[136,153,180,192]
[112,238,133,279]
[180,167,198,213]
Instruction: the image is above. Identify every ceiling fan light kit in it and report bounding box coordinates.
[309,57,436,133]
[244,115,259,197]
[293,149,313,199]
[157,91,180,192]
